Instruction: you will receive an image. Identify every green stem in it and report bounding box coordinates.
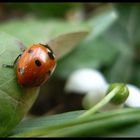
[78,86,122,119]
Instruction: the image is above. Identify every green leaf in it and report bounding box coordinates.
[85,4,118,41]
[10,110,84,136]
[0,32,40,137]
[48,31,88,60]
[0,19,89,47]
[11,84,122,136]
[106,4,140,82]
[55,4,118,78]
[46,109,140,137]
[0,24,88,136]
[10,108,140,137]
[107,123,140,137]
[115,4,140,47]
[132,62,140,87]
[0,19,89,60]
[108,51,134,82]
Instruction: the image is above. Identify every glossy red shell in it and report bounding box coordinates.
[17,44,56,87]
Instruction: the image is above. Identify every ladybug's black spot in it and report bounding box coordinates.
[39,43,55,60]
[47,70,51,76]
[28,49,33,54]
[18,68,24,75]
[48,50,55,60]
[35,60,42,67]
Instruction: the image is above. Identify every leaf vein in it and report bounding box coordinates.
[0,76,16,88]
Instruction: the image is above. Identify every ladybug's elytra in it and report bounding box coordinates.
[3,43,56,87]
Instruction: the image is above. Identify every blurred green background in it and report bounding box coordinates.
[0,3,139,116]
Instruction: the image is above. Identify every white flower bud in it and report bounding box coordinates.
[65,68,108,94]
[125,84,140,107]
[82,89,107,109]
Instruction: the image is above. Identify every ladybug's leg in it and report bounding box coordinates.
[2,43,26,68]
[2,54,22,68]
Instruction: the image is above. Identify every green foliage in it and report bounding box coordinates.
[0,19,89,47]
[0,29,88,136]
[10,108,140,137]
[55,4,119,78]
[48,31,88,60]
[0,31,88,137]
[54,3,140,88]
[9,85,140,137]
[0,3,140,137]
[105,4,140,85]
[0,32,40,136]
[7,3,81,17]
[11,110,84,136]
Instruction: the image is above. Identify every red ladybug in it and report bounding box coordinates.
[3,43,56,87]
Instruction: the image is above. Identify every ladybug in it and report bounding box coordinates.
[3,43,56,87]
